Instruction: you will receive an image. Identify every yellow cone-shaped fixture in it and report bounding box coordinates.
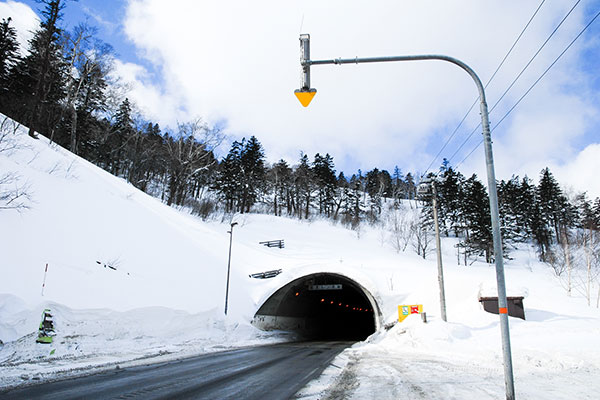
[294,89,317,107]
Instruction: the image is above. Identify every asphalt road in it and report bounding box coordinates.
[1,341,351,400]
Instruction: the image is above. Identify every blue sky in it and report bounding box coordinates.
[2,0,600,197]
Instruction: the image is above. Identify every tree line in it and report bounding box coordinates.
[1,1,599,304]
[0,0,223,208]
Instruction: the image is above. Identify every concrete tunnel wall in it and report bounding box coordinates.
[252,273,382,340]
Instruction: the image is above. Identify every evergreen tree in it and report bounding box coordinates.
[332,171,349,220]
[293,153,313,219]
[576,194,598,231]
[0,17,19,82]
[239,136,266,213]
[105,98,133,175]
[340,173,364,228]
[312,153,337,216]
[537,168,575,246]
[461,174,493,263]
[215,140,243,212]
[364,168,383,222]
[437,166,464,236]
[497,176,525,243]
[268,159,293,216]
[392,165,404,204]
[8,0,67,138]
[405,172,416,200]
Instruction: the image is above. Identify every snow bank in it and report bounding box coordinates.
[0,293,290,389]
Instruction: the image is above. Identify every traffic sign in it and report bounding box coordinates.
[398,304,423,322]
[294,89,316,107]
[308,284,342,291]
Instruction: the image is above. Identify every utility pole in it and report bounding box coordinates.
[224,221,238,315]
[417,178,447,322]
[295,34,515,399]
[431,183,447,322]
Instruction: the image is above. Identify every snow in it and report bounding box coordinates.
[1,118,600,398]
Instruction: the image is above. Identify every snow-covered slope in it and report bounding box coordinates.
[1,119,599,398]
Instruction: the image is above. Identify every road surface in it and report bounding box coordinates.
[1,341,350,399]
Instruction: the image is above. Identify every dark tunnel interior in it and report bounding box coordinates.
[253,273,377,341]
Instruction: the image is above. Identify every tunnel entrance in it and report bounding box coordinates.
[252,273,379,341]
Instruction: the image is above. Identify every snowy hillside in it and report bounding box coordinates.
[1,119,600,398]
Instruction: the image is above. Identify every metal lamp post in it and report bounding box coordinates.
[295,34,515,400]
[224,221,238,315]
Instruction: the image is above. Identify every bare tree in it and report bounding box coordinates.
[165,119,223,206]
[412,210,433,259]
[0,172,32,212]
[387,206,417,253]
[0,117,33,212]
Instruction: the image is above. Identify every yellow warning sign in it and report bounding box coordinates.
[398,304,423,322]
[294,89,317,107]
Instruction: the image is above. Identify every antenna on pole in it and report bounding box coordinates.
[294,34,317,107]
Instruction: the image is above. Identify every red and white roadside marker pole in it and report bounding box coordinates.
[41,263,49,296]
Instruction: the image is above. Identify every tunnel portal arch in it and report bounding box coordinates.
[252,273,381,341]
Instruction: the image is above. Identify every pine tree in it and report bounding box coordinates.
[105,98,133,175]
[341,173,364,228]
[497,176,524,244]
[268,159,293,216]
[537,168,574,245]
[0,17,19,82]
[312,153,337,217]
[437,166,464,236]
[405,172,416,200]
[214,140,243,212]
[239,136,266,213]
[293,153,314,219]
[364,168,384,222]
[332,172,349,220]
[8,0,67,138]
[461,174,493,263]
[392,165,404,204]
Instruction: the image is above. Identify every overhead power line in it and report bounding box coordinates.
[453,8,600,171]
[449,0,584,168]
[488,0,581,115]
[421,0,547,177]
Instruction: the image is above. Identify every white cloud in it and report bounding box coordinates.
[120,0,598,181]
[0,1,39,55]
[6,0,597,198]
[110,59,188,128]
[554,143,600,199]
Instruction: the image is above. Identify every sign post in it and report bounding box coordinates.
[398,304,424,322]
[295,34,515,400]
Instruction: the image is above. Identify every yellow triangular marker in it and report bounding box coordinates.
[294,89,317,107]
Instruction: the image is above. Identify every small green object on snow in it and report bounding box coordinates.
[50,349,56,355]
[36,335,53,344]
[36,308,55,344]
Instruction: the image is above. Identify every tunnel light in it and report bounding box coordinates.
[295,292,299,296]
[321,298,325,302]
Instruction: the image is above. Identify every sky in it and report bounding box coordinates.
[1,0,600,198]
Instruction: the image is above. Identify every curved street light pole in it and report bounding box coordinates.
[224,221,238,316]
[298,35,515,400]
